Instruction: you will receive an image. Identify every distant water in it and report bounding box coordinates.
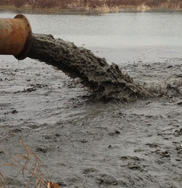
[1,11,182,65]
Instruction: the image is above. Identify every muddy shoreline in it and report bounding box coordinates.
[0,54,182,187]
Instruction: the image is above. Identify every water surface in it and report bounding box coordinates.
[1,11,182,64]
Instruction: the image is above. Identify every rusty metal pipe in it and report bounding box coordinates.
[0,14,32,60]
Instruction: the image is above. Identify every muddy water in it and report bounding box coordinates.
[0,11,182,188]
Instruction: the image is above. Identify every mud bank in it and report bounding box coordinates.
[0,55,182,188]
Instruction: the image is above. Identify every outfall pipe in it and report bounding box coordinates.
[0,14,32,60]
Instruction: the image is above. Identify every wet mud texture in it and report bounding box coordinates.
[28,34,149,101]
[0,57,182,188]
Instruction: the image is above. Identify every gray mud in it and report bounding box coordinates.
[0,55,182,188]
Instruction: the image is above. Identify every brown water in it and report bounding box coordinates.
[0,11,182,188]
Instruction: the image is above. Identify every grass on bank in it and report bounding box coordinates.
[0,131,60,188]
[0,0,182,14]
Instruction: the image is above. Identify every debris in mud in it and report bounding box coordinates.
[154,149,171,158]
[175,143,182,154]
[96,174,118,185]
[56,181,67,187]
[0,151,5,155]
[146,142,159,148]
[3,177,23,187]
[82,168,98,175]
[108,130,121,136]
[176,100,182,106]
[12,109,18,114]
[174,128,182,137]
[27,34,151,101]
[23,87,36,92]
[120,156,145,172]
[127,162,144,172]
[11,128,22,133]
[36,147,48,153]
[120,156,141,161]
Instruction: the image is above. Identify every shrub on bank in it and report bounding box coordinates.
[1,0,182,10]
[13,0,25,7]
[35,0,60,8]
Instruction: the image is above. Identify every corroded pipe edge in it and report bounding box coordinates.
[14,14,32,60]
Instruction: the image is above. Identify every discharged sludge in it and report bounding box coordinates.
[27,34,151,101]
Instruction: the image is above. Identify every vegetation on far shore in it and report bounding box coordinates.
[0,0,182,13]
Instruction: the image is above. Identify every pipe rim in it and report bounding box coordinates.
[14,14,32,60]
